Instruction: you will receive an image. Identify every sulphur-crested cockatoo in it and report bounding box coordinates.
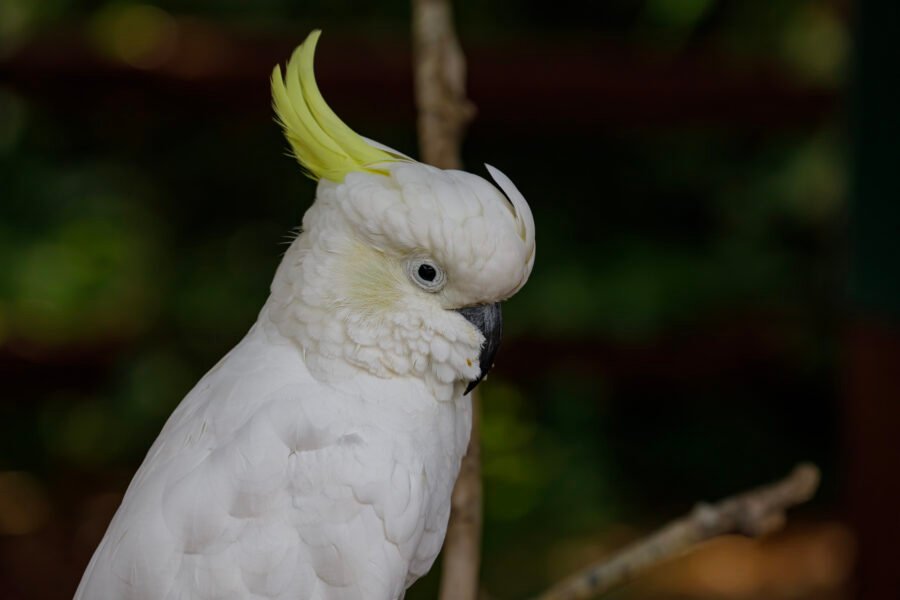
[76,30,534,600]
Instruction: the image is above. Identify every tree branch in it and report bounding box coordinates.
[534,463,821,600]
[410,2,480,600]
[411,0,475,171]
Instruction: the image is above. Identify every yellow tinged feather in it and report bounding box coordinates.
[271,30,401,182]
[271,68,329,177]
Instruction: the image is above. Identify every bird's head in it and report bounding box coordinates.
[267,31,535,400]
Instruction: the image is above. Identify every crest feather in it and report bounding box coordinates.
[271,30,402,182]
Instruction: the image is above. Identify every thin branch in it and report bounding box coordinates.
[534,463,821,600]
[411,0,475,170]
[410,2,480,599]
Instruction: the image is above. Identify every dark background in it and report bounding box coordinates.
[1,0,897,598]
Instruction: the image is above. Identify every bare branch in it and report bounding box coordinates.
[411,0,475,170]
[410,2,480,599]
[534,463,821,600]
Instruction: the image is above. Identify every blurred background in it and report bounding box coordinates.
[1,0,898,598]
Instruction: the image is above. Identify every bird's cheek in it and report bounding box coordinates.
[423,329,480,383]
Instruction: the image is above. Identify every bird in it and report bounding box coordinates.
[75,29,535,600]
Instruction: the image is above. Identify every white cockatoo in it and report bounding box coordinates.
[76,30,535,600]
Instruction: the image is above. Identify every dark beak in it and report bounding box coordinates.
[456,303,503,395]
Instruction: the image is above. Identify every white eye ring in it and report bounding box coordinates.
[407,258,446,292]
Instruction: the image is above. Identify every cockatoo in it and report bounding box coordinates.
[76,30,534,600]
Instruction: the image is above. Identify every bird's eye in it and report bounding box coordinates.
[408,259,446,292]
[418,264,437,282]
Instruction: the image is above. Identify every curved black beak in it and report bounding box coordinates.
[456,303,503,395]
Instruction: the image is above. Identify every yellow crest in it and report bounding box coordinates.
[271,30,402,182]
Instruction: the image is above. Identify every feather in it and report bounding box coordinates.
[271,30,405,182]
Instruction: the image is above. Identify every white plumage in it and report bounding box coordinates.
[76,32,534,600]
[77,315,468,599]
